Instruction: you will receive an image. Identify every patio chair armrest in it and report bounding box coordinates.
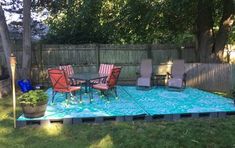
[101,77,107,83]
[68,77,73,83]
[166,72,172,79]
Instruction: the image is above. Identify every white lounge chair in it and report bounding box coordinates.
[137,59,153,88]
[167,60,186,89]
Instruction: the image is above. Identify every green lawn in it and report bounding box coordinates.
[1,94,235,148]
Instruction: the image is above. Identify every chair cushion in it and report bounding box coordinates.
[54,86,81,92]
[99,64,114,83]
[92,83,109,90]
[69,86,81,92]
[59,65,74,76]
[171,60,185,78]
[140,59,152,77]
[168,78,183,88]
[99,64,114,74]
[137,77,151,87]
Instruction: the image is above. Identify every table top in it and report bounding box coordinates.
[70,72,108,81]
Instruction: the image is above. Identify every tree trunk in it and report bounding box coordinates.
[22,0,32,79]
[213,0,234,61]
[196,0,214,62]
[0,5,12,77]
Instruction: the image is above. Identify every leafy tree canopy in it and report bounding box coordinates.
[1,0,234,45]
[44,0,199,44]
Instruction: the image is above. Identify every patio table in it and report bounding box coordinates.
[70,72,108,93]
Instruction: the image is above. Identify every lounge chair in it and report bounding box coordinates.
[167,60,186,89]
[48,68,82,103]
[136,59,153,88]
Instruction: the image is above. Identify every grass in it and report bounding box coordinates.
[1,94,235,148]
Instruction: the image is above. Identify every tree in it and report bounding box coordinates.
[213,0,234,61]
[40,0,235,63]
[22,0,31,79]
[196,0,214,62]
[1,0,47,78]
[196,0,234,62]
[0,4,11,76]
[45,0,166,44]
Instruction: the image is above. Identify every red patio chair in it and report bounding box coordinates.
[48,68,82,103]
[91,64,114,84]
[91,67,121,100]
[59,65,84,85]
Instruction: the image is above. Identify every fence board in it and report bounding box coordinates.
[185,63,232,92]
[0,44,234,92]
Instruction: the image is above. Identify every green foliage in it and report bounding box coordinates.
[228,25,235,44]
[45,0,106,44]
[45,0,166,44]
[17,90,48,106]
[43,0,234,45]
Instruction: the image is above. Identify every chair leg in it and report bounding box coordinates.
[79,90,82,103]
[65,93,70,105]
[52,91,57,103]
[89,87,93,103]
[72,91,75,97]
[100,91,104,97]
[65,93,68,100]
[114,87,118,99]
[104,90,109,102]
[69,92,74,101]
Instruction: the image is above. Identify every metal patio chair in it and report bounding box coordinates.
[91,64,114,84]
[48,68,82,103]
[91,67,121,101]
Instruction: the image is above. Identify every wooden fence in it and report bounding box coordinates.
[0,44,234,92]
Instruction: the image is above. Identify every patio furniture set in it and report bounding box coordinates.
[47,59,186,104]
[48,64,122,103]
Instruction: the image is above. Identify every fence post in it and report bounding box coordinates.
[231,64,235,90]
[147,44,152,59]
[96,44,100,71]
[177,46,183,59]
